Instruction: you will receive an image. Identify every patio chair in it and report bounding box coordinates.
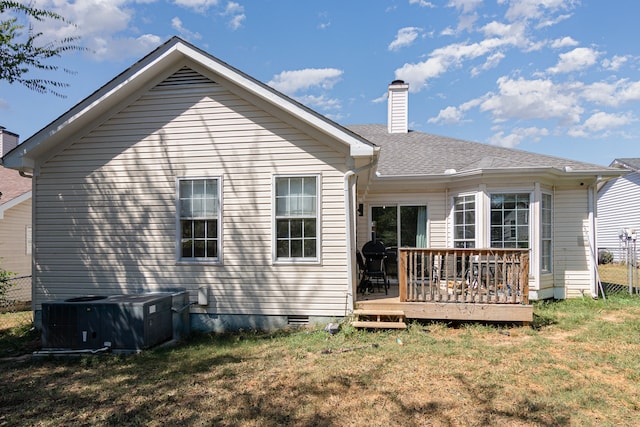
[359,240,389,294]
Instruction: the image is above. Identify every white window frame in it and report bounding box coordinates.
[452,193,476,248]
[273,174,321,264]
[489,192,531,249]
[176,176,222,264]
[26,225,32,255]
[541,192,553,274]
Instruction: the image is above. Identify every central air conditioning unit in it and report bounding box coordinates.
[41,293,178,353]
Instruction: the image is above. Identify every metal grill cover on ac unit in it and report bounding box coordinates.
[42,293,173,352]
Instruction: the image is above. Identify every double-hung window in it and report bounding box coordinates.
[178,178,221,262]
[274,175,319,262]
[541,193,552,273]
[453,195,476,248]
[490,193,530,249]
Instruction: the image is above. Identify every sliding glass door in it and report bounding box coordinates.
[371,204,427,278]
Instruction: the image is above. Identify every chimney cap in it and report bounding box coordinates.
[390,79,406,85]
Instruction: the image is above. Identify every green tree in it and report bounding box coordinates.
[0,265,16,306]
[0,1,85,97]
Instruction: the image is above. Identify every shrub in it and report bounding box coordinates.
[0,267,17,305]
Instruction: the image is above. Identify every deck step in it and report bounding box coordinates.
[351,321,407,329]
[353,309,405,317]
[352,309,407,329]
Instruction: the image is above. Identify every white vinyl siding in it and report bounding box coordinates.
[0,198,32,278]
[32,68,350,316]
[597,171,640,263]
[554,188,592,298]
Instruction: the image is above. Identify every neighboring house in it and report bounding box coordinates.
[597,158,640,263]
[1,38,621,331]
[0,127,32,302]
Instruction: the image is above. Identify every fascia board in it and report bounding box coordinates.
[374,167,625,182]
[0,191,32,220]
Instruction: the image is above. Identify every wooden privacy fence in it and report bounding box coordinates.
[398,248,529,304]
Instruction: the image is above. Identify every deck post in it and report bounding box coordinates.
[399,250,407,302]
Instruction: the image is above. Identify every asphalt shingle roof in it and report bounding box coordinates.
[347,124,611,176]
[0,166,31,206]
[611,158,640,172]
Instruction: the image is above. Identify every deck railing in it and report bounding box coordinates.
[398,248,529,304]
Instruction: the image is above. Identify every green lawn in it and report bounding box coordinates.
[1,294,639,426]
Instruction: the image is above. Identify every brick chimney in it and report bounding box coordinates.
[387,80,409,134]
[0,126,19,158]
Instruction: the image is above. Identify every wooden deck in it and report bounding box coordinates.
[355,247,534,323]
[356,284,533,322]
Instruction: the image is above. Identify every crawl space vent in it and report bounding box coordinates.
[287,316,309,327]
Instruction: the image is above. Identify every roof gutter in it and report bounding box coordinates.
[373,166,623,181]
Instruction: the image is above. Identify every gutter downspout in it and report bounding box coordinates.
[588,177,603,298]
[344,156,379,315]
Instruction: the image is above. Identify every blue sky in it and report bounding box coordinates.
[2,0,640,166]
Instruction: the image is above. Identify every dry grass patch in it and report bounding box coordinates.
[1,295,640,426]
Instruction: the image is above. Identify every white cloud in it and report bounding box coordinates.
[174,0,219,13]
[440,27,456,36]
[502,0,578,22]
[25,1,166,61]
[481,21,513,38]
[428,98,481,124]
[371,92,387,104]
[227,13,245,30]
[568,112,634,137]
[583,111,634,132]
[409,0,435,7]
[547,47,600,74]
[171,17,202,40]
[90,34,163,62]
[428,106,464,125]
[30,0,248,59]
[536,13,572,29]
[317,11,331,30]
[445,0,481,34]
[471,51,505,76]
[222,2,245,30]
[602,55,629,71]
[388,27,422,51]
[31,0,132,41]
[578,80,640,107]
[447,0,482,14]
[297,94,342,111]
[395,37,511,91]
[550,36,579,49]
[480,76,583,124]
[488,127,549,148]
[268,68,343,95]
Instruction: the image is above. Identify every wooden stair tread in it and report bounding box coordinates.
[351,321,407,329]
[353,309,405,316]
[352,308,407,329]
